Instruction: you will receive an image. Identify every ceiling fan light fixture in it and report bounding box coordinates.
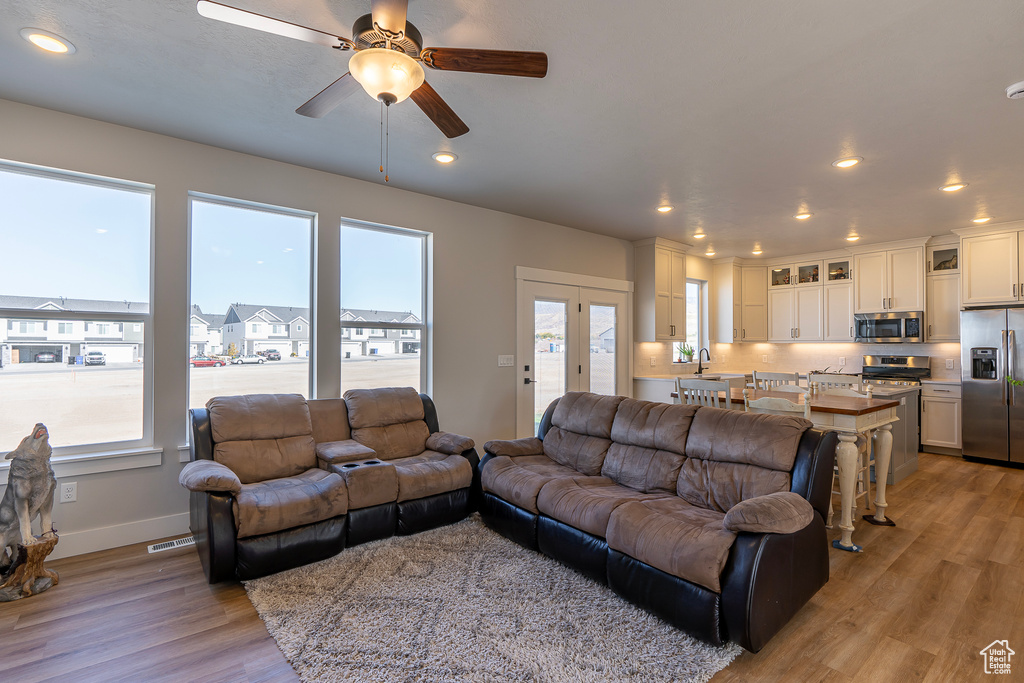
[656,205,673,213]
[973,216,992,223]
[793,212,813,220]
[693,233,706,239]
[349,48,424,104]
[20,28,75,54]
[846,235,860,242]
[940,182,967,192]
[432,152,457,164]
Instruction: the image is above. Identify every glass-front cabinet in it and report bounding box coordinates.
[769,260,823,287]
[826,258,852,282]
[927,245,958,275]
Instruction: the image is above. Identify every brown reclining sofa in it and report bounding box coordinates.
[479,392,836,652]
[180,387,478,583]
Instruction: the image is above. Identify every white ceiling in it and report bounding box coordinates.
[3,1,1024,257]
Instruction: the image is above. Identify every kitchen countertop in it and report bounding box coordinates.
[920,378,961,384]
[635,372,748,380]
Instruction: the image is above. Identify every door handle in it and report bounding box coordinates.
[524,378,537,385]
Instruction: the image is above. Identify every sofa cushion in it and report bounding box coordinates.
[677,408,811,512]
[208,394,316,484]
[723,491,815,535]
[178,459,242,494]
[316,439,377,465]
[550,392,626,439]
[601,443,687,495]
[350,421,431,460]
[481,454,579,514]
[307,397,351,444]
[542,428,614,476]
[390,451,473,502]
[607,498,737,593]
[425,431,475,455]
[344,387,424,429]
[610,399,698,451]
[537,476,671,538]
[233,468,348,539]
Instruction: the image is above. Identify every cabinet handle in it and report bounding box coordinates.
[742,328,746,339]
[928,324,932,337]
[922,400,925,412]
[882,297,886,310]
[850,326,853,338]
[889,297,893,309]
[670,324,675,336]
[934,389,951,393]
[734,328,737,338]
[1016,284,1019,299]
[927,260,931,273]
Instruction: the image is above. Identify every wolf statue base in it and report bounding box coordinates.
[0,424,59,601]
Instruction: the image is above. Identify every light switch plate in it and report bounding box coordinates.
[650,356,656,366]
[839,357,846,366]
[498,355,514,367]
[945,358,955,369]
[762,355,768,363]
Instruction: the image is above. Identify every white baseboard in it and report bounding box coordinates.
[49,512,190,561]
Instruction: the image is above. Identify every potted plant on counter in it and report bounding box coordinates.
[677,343,695,363]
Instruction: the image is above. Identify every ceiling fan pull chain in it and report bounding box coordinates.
[385,102,390,183]
[379,99,385,174]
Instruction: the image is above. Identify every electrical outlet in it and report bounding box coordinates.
[762,355,768,363]
[650,356,656,367]
[497,355,514,367]
[60,482,77,503]
[946,358,955,370]
[839,357,846,366]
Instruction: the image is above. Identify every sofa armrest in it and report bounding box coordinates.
[723,492,814,535]
[426,431,476,455]
[179,460,242,494]
[316,439,377,465]
[483,437,544,458]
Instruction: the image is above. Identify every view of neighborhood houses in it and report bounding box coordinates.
[533,301,616,425]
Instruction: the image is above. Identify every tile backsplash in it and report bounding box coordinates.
[634,341,962,381]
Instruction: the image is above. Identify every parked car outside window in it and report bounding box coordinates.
[189,355,225,368]
[84,351,106,366]
[231,354,266,365]
[34,352,56,363]
[265,349,281,361]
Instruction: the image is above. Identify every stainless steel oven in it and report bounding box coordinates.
[854,311,923,343]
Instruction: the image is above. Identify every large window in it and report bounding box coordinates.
[189,196,313,410]
[0,161,153,454]
[341,223,427,392]
[686,279,703,351]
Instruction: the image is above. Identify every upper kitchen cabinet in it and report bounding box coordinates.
[959,226,1024,305]
[712,260,767,342]
[927,243,959,275]
[852,242,926,313]
[635,237,687,341]
[769,259,823,288]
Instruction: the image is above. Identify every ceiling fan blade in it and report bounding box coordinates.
[370,0,408,36]
[410,81,469,139]
[296,73,361,118]
[420,48,548,78]
[197,1,352,50]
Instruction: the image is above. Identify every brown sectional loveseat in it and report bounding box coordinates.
[180,387,478,583]
[479,392,836,652]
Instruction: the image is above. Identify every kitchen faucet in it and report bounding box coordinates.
[696,348,711,375]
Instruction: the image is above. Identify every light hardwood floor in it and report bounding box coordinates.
[1,453,1021,682]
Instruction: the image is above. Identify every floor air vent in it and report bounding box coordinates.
[147,536,196,554]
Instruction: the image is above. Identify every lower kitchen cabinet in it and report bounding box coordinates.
[921,383,962,452]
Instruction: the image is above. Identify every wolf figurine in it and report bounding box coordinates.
[0,424,56,571]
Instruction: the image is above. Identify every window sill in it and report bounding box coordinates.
[0,447,163,478]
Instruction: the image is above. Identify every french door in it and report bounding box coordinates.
[516,276,630,437]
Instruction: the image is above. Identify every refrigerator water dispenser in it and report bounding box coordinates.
[970,348,997,380]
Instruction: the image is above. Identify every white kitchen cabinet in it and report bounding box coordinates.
[926,273,960,341]
[713,262,742,343]
[635,238,687,341]
[824,283,854,341]
[921,383,962,451]
[854,246,924,313]
[740,266,767,341]
[769,287,822,341]
[961,231,1021,305]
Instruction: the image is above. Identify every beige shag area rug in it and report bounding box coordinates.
[244,514,741,682]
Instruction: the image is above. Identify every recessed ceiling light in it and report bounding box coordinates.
[432,152,457,164]
[846,235,860,242]
[793,212,813,220]
[972,216,992,224]
[940,183,967,192]
[657,205,673,213]
[19,28,75,54]
[832,157,862,168]
[693,233,706,239]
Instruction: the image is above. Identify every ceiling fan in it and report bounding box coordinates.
[197,0,549,139]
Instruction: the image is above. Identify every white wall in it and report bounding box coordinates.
[0,98,633,557]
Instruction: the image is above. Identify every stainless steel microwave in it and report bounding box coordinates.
[854,311,924,343]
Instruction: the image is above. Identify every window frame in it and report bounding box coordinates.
[0,159,155,460]
[686,277,709,350]
[340,220,429,393]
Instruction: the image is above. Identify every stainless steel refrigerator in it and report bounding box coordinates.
[961,307,1024,464]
